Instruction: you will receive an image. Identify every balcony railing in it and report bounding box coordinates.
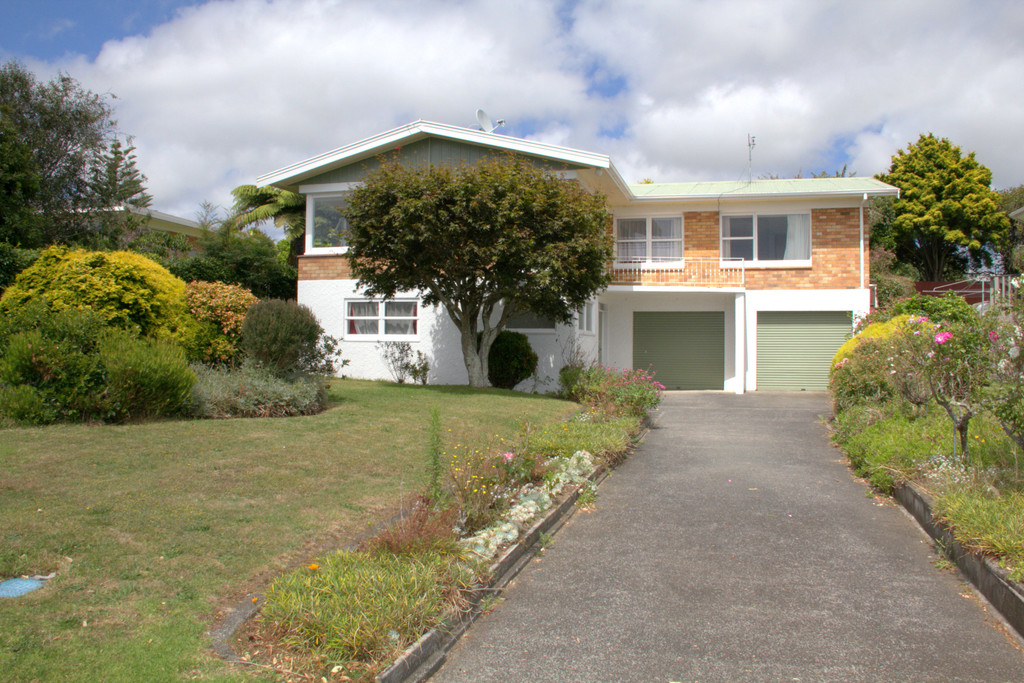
[609,258,746,288]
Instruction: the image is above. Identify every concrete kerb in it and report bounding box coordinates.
[894,482,1024,643]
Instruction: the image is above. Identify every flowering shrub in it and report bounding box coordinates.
[178,280,258,364]
[986,298,1024,450]
[560,364,663,418]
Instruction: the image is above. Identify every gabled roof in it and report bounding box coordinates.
[257,120,900,203]
[257,120,628,193]
[629,177,899,201]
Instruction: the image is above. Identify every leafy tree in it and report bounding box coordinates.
[228,184,305,265]
[875,133,1010,281]
[167,203,296,300]
[0,61,148,248]
[345,155,613,388]
[0,108,41,246]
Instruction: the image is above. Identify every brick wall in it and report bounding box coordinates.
[298,254,353,280]
[744,207,864,290]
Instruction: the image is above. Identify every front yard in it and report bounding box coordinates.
[0,380,577,681]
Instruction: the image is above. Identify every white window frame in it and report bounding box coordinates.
[304,183,360,254]
[576,301,596,335]
[719,212,812,268]
[344,298,419,340]
[614,215,684,265]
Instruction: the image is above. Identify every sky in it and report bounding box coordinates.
[2,0,1023,232]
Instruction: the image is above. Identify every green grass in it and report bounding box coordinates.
[0,379,577,682]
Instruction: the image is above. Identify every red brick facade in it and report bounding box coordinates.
[298,254,353,280]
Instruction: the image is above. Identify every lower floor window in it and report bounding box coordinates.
[347,299,418,336]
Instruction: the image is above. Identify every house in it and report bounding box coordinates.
[257,121,899,392]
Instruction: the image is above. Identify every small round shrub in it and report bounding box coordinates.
[241,299,336,377]
[487,330,538,389]
[178,280,259,365]
[0,246,187,337]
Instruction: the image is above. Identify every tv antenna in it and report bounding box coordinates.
[747,134,756,183]
[476,109,505,133]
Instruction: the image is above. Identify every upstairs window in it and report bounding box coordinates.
[721,213,811,263]
[310,195,349,250]
[577,301,595,333]
[346,300,418,337]
[615,216,683,262]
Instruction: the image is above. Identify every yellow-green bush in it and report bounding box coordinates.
[832,314,912,369]
[0,246,187,337]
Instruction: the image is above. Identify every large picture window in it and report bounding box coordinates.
[721,213,811,263]
[310,195,349,249]
[615,216,683,262]
[346,300,418,337]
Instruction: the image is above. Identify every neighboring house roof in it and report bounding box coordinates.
[1010,205,1024,222]
[258,120,900,203]
[129,206,204,239]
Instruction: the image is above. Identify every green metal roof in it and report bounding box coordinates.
[628,177,898,200]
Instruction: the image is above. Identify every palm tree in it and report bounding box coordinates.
[228,185,305,265]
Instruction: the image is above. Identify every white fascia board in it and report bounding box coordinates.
[258,120,615,188]
[626,187,900,202]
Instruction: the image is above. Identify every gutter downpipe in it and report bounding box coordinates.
[859,193,867,291]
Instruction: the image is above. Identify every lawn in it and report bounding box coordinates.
[0,379,578,681]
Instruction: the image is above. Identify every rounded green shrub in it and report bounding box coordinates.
[0,246,187,337]
[487,330,538,389]
[241,299,336,377]
[99,332,196,422]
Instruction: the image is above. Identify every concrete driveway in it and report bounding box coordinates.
[433,392,1024,682]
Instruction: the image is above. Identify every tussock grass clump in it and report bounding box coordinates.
[932,489,1024,580]
[261,549,476,672]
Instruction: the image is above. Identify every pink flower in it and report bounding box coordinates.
[934,331,953,345]
[989,331,1000,342]
[502,451,515,463]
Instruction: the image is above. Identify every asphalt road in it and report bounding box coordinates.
[432,391,1024,682]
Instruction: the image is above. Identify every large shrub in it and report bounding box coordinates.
[0,246,187,337]
[178,280,259,364]
[0,302,194,424]
[241,299,337,378]
[99,333,195,422]
[487,331,538,389]
[0,242,39,293]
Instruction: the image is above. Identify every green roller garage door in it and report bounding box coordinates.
[633,312,724,390]
[756,311,852,391]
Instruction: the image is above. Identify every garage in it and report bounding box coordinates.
[632,312,724,390]
[756,311,852,391]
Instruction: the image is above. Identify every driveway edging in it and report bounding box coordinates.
[894,483,1024,641]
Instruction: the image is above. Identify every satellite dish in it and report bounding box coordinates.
[476,108,505,133]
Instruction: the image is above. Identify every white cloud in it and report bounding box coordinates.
[27,0,1024,220]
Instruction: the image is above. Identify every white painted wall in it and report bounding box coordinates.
[299,279,587,391]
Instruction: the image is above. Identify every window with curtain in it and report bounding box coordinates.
[721,214,810,263]
[615,216,683,262]
[346,299,418,336]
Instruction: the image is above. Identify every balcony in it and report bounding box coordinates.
[608,258,746,288]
